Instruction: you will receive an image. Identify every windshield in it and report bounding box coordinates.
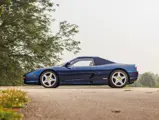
[57,62,66,67]
[57,58,75,67]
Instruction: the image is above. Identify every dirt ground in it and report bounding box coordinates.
[2,86,159,120]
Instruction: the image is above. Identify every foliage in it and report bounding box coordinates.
[139,72,156,87]
[0,0,10,5]
[0,89,28,108]
[0,108,22,120]
[0,0,10,16]
[0,89,28,120]
[0,0,80,85]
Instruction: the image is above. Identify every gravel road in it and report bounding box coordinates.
[3,86,159,120]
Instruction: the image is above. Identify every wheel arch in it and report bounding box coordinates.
[108,68,130,84]
[38,69,59,85]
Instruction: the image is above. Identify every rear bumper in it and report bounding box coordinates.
[128,71,138,83]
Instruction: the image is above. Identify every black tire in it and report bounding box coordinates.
[40,70,59,88]
[109,70,128,88]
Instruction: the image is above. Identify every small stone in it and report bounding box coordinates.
[124,89,131,91]
[112,109,121,113]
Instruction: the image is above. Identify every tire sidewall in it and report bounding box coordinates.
[40,70,59,88]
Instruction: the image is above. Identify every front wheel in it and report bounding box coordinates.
[40,70,59,88]
[109,70,128,88]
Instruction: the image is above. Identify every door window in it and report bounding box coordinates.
[70,59,94,67]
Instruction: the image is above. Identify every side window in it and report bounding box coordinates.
[71,59,94,67]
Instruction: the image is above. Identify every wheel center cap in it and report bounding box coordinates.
[117,77,121,80]
[47,77,51,81]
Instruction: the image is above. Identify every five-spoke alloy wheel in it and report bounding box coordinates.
[109,70,128,88]
[40,70,59,88]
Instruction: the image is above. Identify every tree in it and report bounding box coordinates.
[139,72,156,87]
[154,74,159,87]
[0,0,80,85]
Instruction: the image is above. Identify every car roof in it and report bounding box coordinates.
[76,56,98,59]
[75,56,115,65]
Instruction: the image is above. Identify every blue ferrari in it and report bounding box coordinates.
[24,56,138,88]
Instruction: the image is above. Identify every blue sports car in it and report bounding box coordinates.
[24,56,138,88]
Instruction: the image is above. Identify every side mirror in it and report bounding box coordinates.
[65,62,71,68]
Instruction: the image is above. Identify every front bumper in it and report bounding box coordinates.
[23,74,40,85]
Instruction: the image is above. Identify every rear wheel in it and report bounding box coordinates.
[109,70,128,88]
[40,70,59,88]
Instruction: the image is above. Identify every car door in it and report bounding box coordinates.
[89,66,110,85]
[64,58,94,84]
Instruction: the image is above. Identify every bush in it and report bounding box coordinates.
[0,89,28,108]
[0,108,22,120]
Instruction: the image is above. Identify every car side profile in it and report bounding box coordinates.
[24,56,138,88]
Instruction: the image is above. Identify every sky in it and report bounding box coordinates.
[52,0,159,74]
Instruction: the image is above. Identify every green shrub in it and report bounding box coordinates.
[0,108,22,120]
[0,89,28,108]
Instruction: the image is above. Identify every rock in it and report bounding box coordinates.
[112,109,121,113]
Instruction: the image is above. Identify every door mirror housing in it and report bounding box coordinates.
[65,62,71,68]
